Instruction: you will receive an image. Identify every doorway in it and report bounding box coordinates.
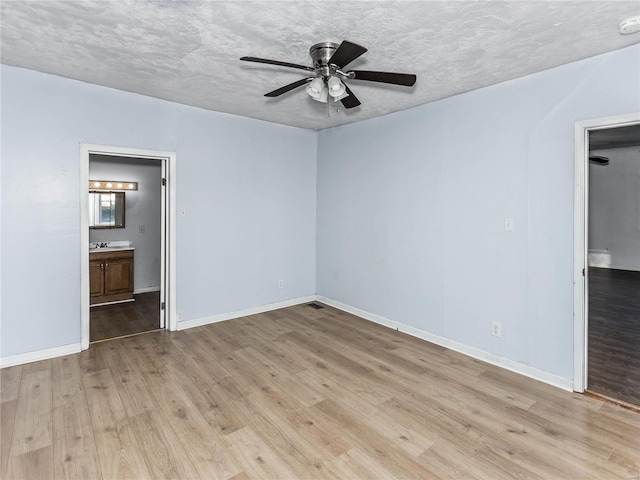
[80,144,177,350]
[573,113,640,407]
[89,154,163,342]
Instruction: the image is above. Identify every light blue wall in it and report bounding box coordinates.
[3,44,639,376]
[317,44,640,380]
[1,65,317,357]
[174,105,317,319]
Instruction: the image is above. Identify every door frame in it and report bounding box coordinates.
[573,112,640,392]
[80,143,177,349]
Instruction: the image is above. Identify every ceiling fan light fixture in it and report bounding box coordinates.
[306,77,328,102]
[241,40,416,112]
[327,75,346,98]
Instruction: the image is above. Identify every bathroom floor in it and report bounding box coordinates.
[587,267,640,407]
[90,291,161,343]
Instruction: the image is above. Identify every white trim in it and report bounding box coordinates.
[133,286,161,295]
[317,296,574,392]
[573,112,640,393]
[80,144,90,350]
[90,299,135,308]
[177,296,317,331]
[605,265,640,273]
[160,159,167,330]
[167,152,178,332]
[80,143,177,349]
[4,292,576,392]
[1,343,82,369]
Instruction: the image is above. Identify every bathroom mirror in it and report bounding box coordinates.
[89,192,125,228]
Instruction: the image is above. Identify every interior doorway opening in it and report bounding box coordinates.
[573,113,640,407]
[89,154,163,342]
[80,144,177,350]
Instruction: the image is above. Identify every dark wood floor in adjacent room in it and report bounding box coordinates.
[2,302,638,479]
[588,267,640,407]
[90,291,160,342]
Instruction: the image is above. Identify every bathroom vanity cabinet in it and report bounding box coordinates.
[90,249,134,305]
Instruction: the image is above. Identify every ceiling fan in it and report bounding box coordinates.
[589,155,610,165]
[240,40,417,109]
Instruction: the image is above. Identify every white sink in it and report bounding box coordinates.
[90,246,134,252]
[89,241,133,252]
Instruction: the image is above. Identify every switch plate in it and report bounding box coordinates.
[180,208,187,217]
[504,218,514,232]
[138,225,145,234]
[491,321,502,338]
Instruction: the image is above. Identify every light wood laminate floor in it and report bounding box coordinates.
[2,303,639,479]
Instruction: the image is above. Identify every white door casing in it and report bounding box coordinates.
[573,112,640,392]
[80,144,177,349]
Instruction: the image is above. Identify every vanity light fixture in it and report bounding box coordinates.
[89,180,138,191]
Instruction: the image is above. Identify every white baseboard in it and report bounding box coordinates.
[316,296,574,392]
[177,295,318,331]
[606,264,640,272]
[1,343,82,369]
[134,286,161,294]
[1,295,574,394]
[589,263,640,272]
[91,298,135,307]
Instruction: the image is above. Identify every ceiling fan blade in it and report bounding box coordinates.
[350,70,417,86]
[340,85,361,109]
[328,40,367,68]
[264,78,314,97]
[240,56,315,72]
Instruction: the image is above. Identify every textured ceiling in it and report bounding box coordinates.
[1,1,639,130]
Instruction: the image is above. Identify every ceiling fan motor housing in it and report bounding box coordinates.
[309,42,339,77]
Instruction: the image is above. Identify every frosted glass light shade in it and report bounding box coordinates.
[327,76,346,97]
[306,78,328,103]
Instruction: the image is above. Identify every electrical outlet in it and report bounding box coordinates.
[178,311,184,321]
[491,321,502,338]
[278,279,284,290]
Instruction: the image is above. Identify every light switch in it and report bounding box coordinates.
[180,208,187,218]
[504,218,514,232]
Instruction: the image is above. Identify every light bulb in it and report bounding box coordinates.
[106,183,112,188]
[93,182,101,188]
[128,184,135,189]
[306,78,328,103]
[306,78,324,97]
[117,183,123,189]
[327,76,346,98]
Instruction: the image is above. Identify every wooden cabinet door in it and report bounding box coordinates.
[104,257,133,295]
[89,260,104,297]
